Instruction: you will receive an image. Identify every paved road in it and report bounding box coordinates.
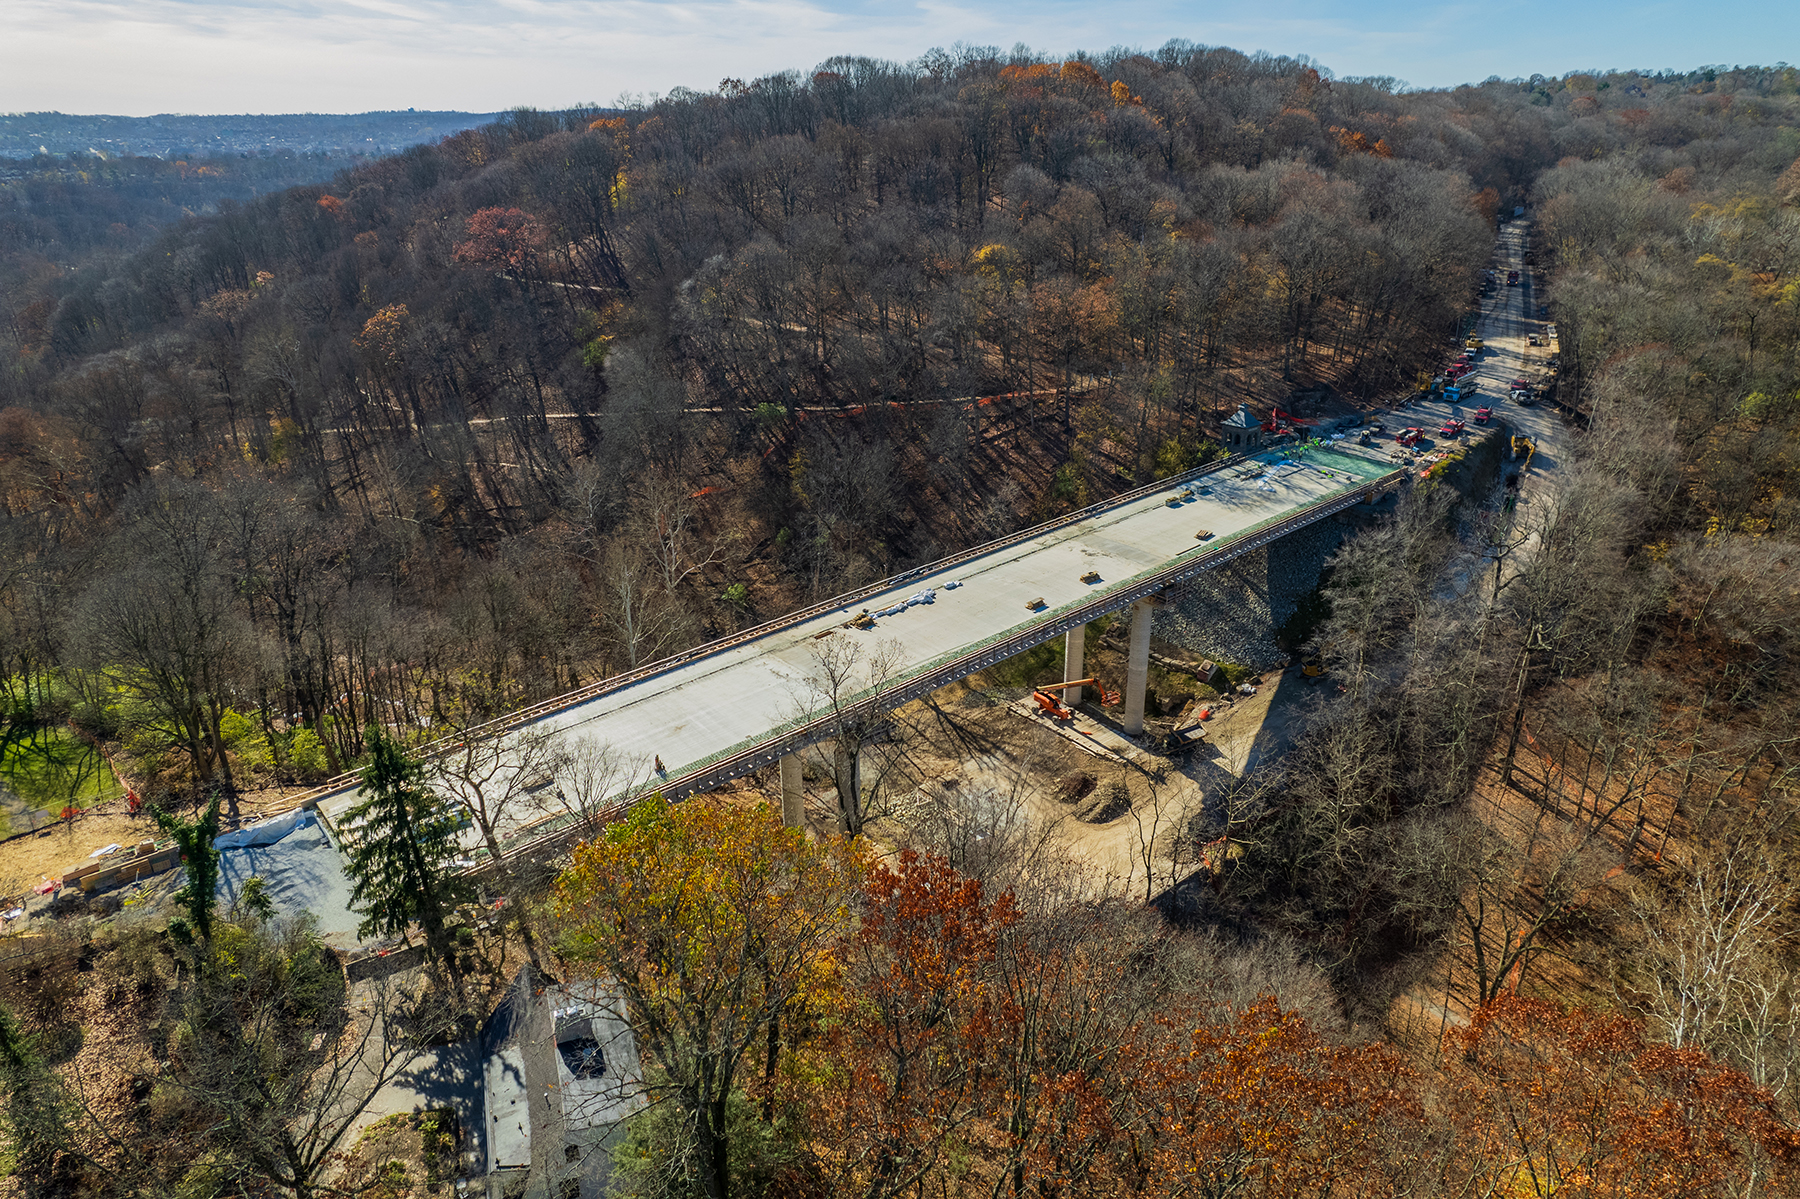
[1374,220,1569,487]
[1473,220,1569,460]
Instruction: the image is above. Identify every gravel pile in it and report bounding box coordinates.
[1155,519,1348,671]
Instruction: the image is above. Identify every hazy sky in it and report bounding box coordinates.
[6,0,1796,116]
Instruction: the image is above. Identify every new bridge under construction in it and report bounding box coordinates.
[310,422,1407,857]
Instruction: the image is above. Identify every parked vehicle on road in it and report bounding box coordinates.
[1474,407,1492,424]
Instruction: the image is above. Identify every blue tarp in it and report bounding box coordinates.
[212,806,312,849]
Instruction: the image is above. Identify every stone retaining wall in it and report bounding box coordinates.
[1155,518,1350,672]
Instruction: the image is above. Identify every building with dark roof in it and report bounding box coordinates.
[1222,403,1264,453]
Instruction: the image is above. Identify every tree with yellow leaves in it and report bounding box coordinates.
[554,797,864,1199]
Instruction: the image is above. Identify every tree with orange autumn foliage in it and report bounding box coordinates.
[1471,185,1502,225]
[825,850,1018,1199]
[1330,126,1392,157]
[1441,995,1800,1198]
[1122,998,1430,1199]
[1059,61,1106,91]
[554,797,865,1199]
[352,302,409,366]
[452,205,548,273]
[984,899,1168,1199]
[1111,80,1146,109]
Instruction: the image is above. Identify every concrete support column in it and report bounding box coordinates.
[1063,624,1087,707]
[779,754,804,829]
[1122,597,1159,736]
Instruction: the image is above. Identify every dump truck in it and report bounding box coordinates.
[1160,723,1207,755]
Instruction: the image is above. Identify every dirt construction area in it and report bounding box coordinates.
[766,657,1327,902]
[0,787,301,916]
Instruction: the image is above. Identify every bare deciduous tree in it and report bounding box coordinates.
[795,635,907,836]
[1623,835,1800,1106]
[554,733,656,843]
[437,723,574,968]
[161,918,455,1199]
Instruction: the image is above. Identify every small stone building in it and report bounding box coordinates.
[1222,404,1263,453]
[483,967,642,1199]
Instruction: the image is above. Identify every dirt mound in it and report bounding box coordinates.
[1054,771,1097,804]
[1076,783,1131,824]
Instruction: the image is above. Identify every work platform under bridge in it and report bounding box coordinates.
[313,434,1405,859]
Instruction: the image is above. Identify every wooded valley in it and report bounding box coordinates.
[2,45,1800,1199]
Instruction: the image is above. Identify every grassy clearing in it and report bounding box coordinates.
[0,723,122,815]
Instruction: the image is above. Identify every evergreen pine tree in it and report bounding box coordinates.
[340,725,472,989]
[152,793,222,944]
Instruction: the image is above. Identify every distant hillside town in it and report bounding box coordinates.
[0,109,503,160]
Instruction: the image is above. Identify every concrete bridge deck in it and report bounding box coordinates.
[310,436,1404,856]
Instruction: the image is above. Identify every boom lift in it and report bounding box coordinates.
[1031,678,1111,719]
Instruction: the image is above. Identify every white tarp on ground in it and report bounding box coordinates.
[212,806,311,849]
[213,817,366,947]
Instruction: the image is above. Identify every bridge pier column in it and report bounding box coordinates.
[1122,597,1160,737]
[1063,624,1087,707]
[779,754,804,829]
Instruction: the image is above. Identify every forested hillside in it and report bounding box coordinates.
[3,42,1800,1199]
[0,49,1796,796]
